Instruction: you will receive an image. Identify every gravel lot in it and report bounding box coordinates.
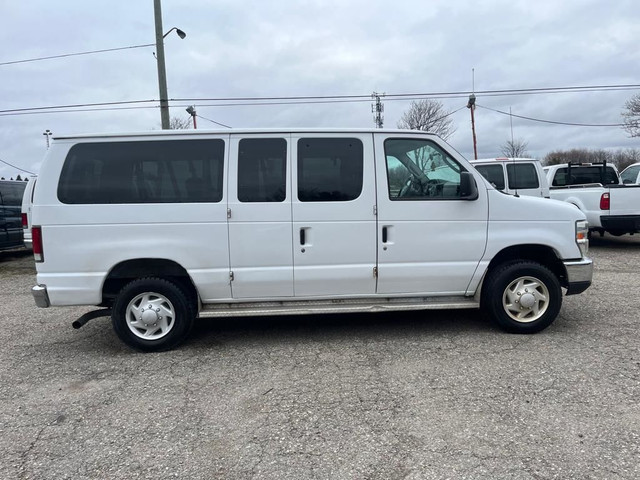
[1,235,639,479]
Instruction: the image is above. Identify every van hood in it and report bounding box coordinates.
[487,189,586,223]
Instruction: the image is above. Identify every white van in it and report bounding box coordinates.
[470,158,550,198]
[31,129,592,351]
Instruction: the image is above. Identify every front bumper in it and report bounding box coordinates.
[32,284,50,308]
[563,258,593,295]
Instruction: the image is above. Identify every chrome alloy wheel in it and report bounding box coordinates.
[502,276,550,323]
[125,292,176,340]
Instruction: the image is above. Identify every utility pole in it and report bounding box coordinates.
[467,94,478,160]
[371,92,385,128]
[154,0,170,129]
[186,105,197,129]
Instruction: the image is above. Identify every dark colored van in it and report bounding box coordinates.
[0,180,27,251]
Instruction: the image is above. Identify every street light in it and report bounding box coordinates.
[186,105,197,129]
[163,27,186,40]
[154,0,186,129]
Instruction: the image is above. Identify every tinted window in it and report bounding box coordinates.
[474,164,505,190]
[297,138,363,202]
[58,140,225,204]
[385,138,463,200]
[0,182,26,206]
[238,138,287,202]
[621,165,640,184]
[506,163,539,189]
[551,166,619,186]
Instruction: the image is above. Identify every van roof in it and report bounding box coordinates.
[52,128,440,141]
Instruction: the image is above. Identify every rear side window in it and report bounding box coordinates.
[474,164,505,190]
[506,163,539,189]
[297,138,363,202]
[58,139,225,204]
[0,182,26,206]
[238,138,287,202]
[551,166,619,186]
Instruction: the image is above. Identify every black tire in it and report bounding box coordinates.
[112,277,196,352]
[481,261,562,334]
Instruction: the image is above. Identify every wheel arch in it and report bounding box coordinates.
[481,244,567,295]
[101,258,198,307]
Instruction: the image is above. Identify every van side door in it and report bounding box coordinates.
[374,134,488,295]
[291,134,377,296]
[227,134,294,298]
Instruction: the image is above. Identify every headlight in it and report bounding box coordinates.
[576,220,589,257]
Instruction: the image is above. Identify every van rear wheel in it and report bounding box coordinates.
[112,277,195,352]
[482,261,562,333]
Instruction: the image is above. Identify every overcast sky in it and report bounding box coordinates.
[1,0,639,179]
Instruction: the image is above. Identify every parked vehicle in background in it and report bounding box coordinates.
[0,180,27,251]
[620,162,640,185]
[470,158,550,198]
[544,162,640,236]
[21,176,37,249]
[31,129,592,351]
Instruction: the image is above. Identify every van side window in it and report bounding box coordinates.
[57,140,225,204]
[385,138,463,200]
[506,163,539,189]
[238,138,287,202]
[297,138,363,202]
[474,165,505,190]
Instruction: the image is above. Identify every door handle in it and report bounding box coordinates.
[300,228,306,246]
[382,226,388,243]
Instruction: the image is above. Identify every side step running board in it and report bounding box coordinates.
[198,297,478,319]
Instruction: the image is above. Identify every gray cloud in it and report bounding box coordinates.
[1,0,639,178]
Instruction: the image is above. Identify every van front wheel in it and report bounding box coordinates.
[112,277,195,352]
[482,261,562,333]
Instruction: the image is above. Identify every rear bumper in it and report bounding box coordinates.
[32,284,51,308]
[563,258,593,295]
[600,215,640,233]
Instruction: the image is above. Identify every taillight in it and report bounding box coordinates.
[32,226,44,262]
[21,213,28,228]
[600,192,610,210]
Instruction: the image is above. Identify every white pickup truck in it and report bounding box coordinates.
[544,162,640,236]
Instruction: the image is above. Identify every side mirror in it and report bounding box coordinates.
[460,171,479,200]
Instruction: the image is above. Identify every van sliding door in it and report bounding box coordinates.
[291,134,377,297]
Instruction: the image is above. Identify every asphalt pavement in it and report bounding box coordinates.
[1,235,639,479]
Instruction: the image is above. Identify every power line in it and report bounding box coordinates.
[0,157,36,175]
[477,104,625,127]
[195,114,232,128]
[0,44,155,66]
[1,82,638,117]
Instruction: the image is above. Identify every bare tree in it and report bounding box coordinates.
[397,100,456,140]
[169,116,192,130]
[500,139,529,158]
[622,94,640,137]
[543,147,640,170]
